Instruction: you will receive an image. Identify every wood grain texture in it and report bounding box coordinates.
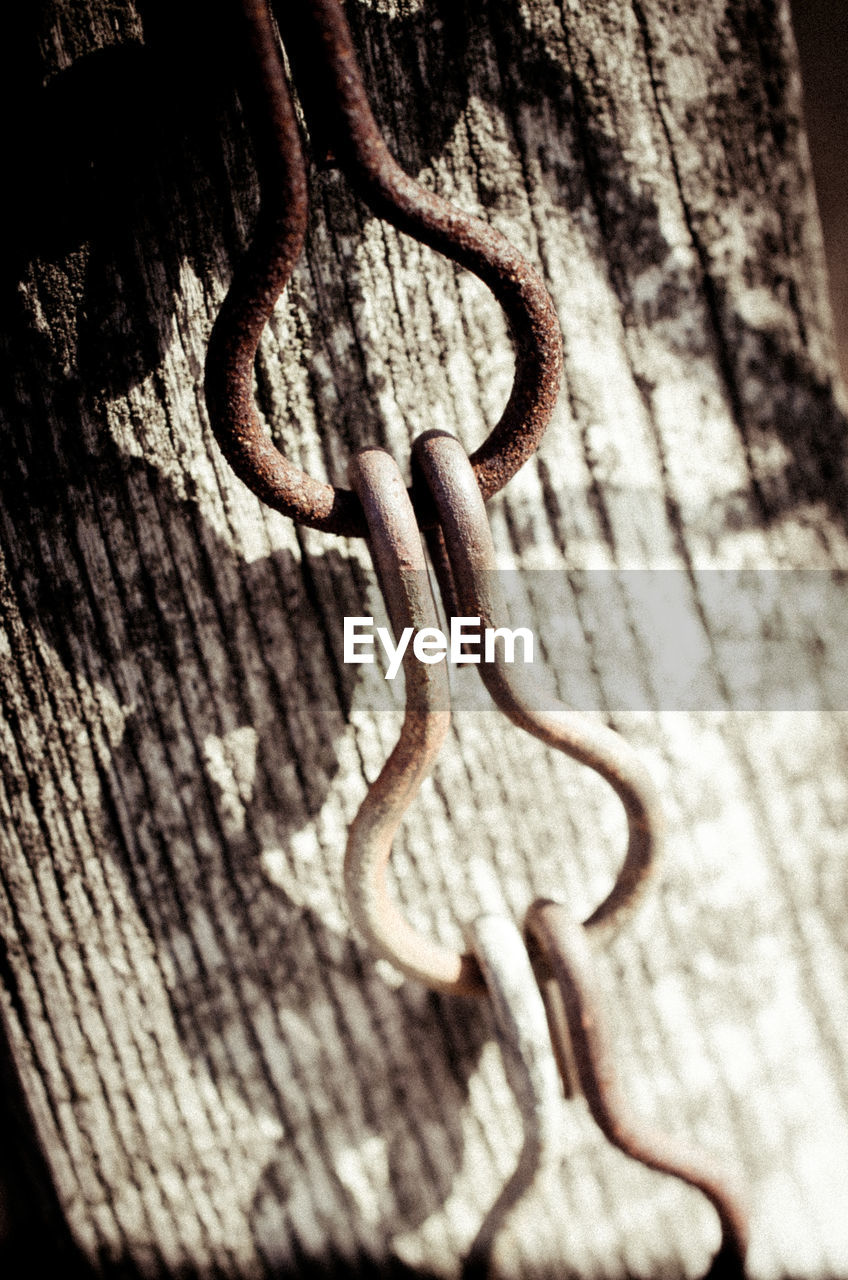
[1,0,847,1276]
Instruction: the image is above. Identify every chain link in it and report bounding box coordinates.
[205,0,562,536]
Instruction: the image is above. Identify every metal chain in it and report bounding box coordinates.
[347,441,662,990]
[201,3,750,1273]
[348,440,749,1272]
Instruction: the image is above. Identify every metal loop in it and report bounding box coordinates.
[205,0,563,537]
[413,429,663,942]
[525,899,749,1273]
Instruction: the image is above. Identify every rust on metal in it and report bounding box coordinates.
[525,898,750,1275]
[414,430,663,944]
[346,447,486,995]
[205,0,563,536]
[203,0,316,519]
[203,10,747,1268]
[344,434,663,995]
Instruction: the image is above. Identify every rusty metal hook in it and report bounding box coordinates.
[205,0,563,537]
[525,898,750,1275]
[346,446,485,993]
[413,430,663,944]
[346,437,662,993]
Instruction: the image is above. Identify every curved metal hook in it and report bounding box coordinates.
[346,435,661,992]
[525,899,749,1274]
[413,430,663,943]
[346,448,485,994]
[203,0,314,519]
[206,0,563,537]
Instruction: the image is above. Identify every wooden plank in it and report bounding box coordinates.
[1,0,847,1274]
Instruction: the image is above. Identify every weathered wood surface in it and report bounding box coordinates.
[1,0,847,1275]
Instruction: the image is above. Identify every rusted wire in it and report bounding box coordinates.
[344,433,662,993]
[525,898,750,1274]
[203,0,312,518]
[346,447,485,994]
[199,4,748,1270]
[413,430,662,944]
[339,442,747,1270]
[205,0,563,536]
